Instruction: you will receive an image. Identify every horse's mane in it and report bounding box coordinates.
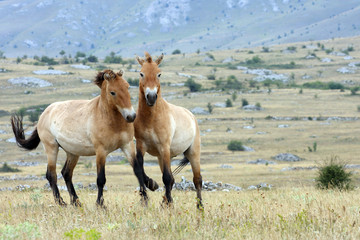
[94,69,116,88]
[145,52,152,63]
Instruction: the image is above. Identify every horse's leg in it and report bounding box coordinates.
[159,150,174,205]
[43,141,66,206]
[61,152,81,207]
[185,140,203,210]
[133,149,149,204]
[95,150,107,207]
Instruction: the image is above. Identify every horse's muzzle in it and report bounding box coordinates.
[146,93,157,106]
[126,113,136,122]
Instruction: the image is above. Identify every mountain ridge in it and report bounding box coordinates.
[0,0,359,58]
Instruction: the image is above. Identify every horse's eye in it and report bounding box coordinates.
[157,73,161,78]
[140,72,144,78]
[110,91,116,96]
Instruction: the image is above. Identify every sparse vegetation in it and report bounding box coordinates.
[302,81,344,90]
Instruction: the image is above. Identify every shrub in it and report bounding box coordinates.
[246,56,262,65]
[227,140,245,151]
[232,92,237,101]
[207,74,216,80]
[302,81,344,90]
[350,86,359,95]
[207,102,213,114]
[0,163,21,172]
[87,55,98,63]
[172,49,181,55]
[225,99,233,107]
[242,98,249,107]
[185,78,202,92]
[316,156,353,190]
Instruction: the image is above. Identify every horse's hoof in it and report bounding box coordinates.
[96,197,106,209]
[57,198,67,207]
[72,199,82,207]
[146,179,159,191]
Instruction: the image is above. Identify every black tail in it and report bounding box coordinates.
[172,157,190,176]
[10,114,40,150]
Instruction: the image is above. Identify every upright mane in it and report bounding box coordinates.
[145,52,152,63]
[94,69,116,88]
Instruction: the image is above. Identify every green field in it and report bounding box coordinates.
[0,36,360,239]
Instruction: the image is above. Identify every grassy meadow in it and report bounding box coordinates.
[0,36,360,239]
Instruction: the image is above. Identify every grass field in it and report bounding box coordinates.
[0,36,360,239]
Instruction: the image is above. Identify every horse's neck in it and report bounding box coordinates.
[138,93,165,119]
[96,95,123,124]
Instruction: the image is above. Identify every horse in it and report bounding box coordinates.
[11,69,137,207]
[133,52,203,209]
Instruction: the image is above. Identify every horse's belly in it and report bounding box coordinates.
[51,120,95,156]
[170,134,194,158]
[56,136,95,156]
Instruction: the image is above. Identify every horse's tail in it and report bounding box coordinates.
[172,157,190,176]
[10,114,40,150]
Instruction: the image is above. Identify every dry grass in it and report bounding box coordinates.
[1,188,360,239]
[1,36,360,239]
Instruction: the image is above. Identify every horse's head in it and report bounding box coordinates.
[135,52,164,107]
[95,69,136,122]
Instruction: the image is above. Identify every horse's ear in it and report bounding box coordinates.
[117,69,124,77]
[145,52,152,63]
[136,55,144,66]
[155,53,164,65]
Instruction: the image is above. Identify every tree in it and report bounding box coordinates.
[172,49,181,55]
[185,78,202,92]
[87,55,98,63]
[59,50,66,56]
[207,103,213,114]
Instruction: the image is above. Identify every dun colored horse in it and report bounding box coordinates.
[11,69,137,207]
[133,52,203,209]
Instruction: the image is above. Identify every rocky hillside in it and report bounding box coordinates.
[0,0,359,57]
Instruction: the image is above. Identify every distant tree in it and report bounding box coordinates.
[232,92,237,101]
[16,57,21,64]
[0,50,5,59]
[59,50,66,56]
[225,99,233,107]
[87,55,98,63]
[75,51,86,58]
[104,52,123,64]
[185,78,202,92]
[172,49,181,55]
[242,98,249,107]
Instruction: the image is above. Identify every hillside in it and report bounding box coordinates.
[0,0,359,58]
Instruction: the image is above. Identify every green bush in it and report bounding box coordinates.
[227,140,245,151]
[225,99,233,107]
[302,81,344,90]
[316,156,353,190]
[242,98,249,107]
[350,86,359,95]
[185,78,202,92]
[172,49,181,55]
